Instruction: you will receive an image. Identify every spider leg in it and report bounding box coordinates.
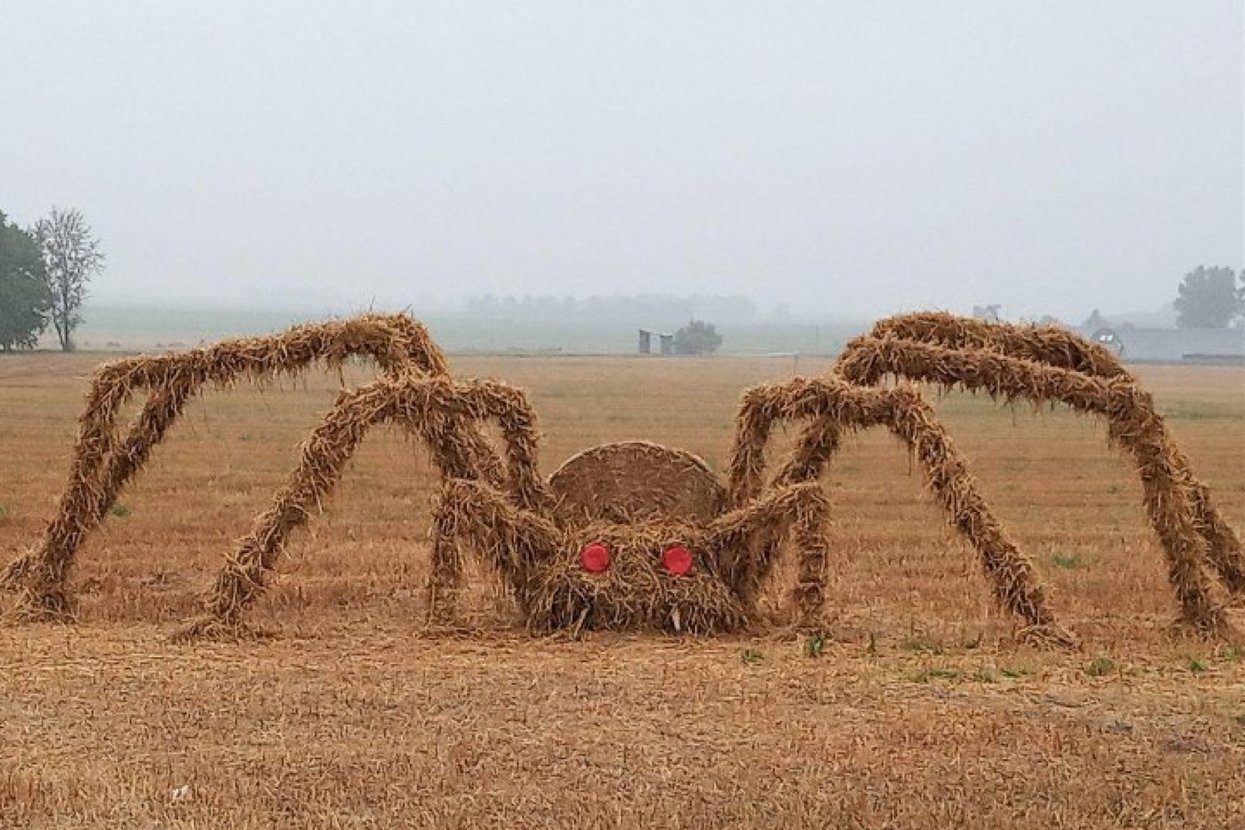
[841,312,1245,598]
[2,314,479,622]
[2,381,197,620]
[857,311,1127,377]
[177,375,550,637]
[428,479,560,625]
[837,334,1236,637]
[730,376,1077,648]
[704,482,830,629]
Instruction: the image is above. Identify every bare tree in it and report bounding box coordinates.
[35,207,104,351]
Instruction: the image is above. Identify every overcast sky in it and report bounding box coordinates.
[1,1,1240,320]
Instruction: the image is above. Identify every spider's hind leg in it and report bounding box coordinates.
[843,313,1245,609]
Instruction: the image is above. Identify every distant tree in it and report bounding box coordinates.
[673,319,722,355]
[1083,308,1109,331]
[1173,265,1241,329]
[1240,271,1245,326]
[35,207,104,351]
[0,211,52,352]
[972,304,1001,322]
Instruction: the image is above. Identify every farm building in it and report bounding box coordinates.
[1088,327,1245,363]
[638,329,674,356]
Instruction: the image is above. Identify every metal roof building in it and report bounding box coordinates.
[1088,327,1245,363]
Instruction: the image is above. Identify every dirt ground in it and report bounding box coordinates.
[1,352,1243,828]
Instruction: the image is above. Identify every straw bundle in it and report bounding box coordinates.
[704,481,829,626]
[179,376,547,635]
[863,311,1128,378]
[836,335,1236,636]
[547,441,726,527]
[842,313,1244,597]
[728,376,1076,647]
[1,313,499,620]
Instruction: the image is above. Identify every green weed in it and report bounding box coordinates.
[1086,655,1115,677]
[912,667,959,683]
[1051,553,1082,570]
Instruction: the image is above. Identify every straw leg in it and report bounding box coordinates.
[176,376,549,637]
[842,319,1245,603]
[775,417,843,490]
[429,479,560,623]
[4,383,196,621]
[706,482,830,629]
[3,313,485,624]
[728,377,1077,648]
[1188,478,1245,598]
[882,386,1077,648]
[425,526,465,626]
[837,337,1236,637]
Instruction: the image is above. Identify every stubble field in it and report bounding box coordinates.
[1,352,1243,828]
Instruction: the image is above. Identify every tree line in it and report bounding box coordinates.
[0,207,103,352]
[465,293,763,325]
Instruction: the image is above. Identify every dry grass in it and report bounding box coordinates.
[1,352,1244,828]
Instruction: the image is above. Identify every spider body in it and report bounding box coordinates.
[431,442,829,634]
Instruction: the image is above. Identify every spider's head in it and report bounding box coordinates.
[524,523,749,634]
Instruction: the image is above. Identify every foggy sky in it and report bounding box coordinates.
[1,1,1240,321]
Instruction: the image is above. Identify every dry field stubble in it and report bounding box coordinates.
[1,352,1243,828]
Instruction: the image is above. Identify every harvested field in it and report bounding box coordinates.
[1,353,1243,828]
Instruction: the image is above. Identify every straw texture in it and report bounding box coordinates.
[0,313,494,620]
[16,309,1232,647]
[729,375,1076,647]
[178,375,546,636]
[834,314,1242,637]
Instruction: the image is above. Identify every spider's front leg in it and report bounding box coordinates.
[428,478,560,625]
[705,482,831,630]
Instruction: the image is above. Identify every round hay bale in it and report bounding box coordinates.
[547,440,725,527]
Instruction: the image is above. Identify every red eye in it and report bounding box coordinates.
[662,545,693,576]
[580,543,611,573]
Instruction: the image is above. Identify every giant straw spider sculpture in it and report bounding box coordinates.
[3,312,1239,647]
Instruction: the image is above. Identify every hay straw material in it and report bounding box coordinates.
[430,476,830,635]
[179,383,831,637]
[844,312,1243,597]
[863,311,1129,378]
[12,309,1236,648]
[728,376,1076,648]
[547,441,726,527]
[1,313,500,620]
[178,375,546,634]
[835,321,1242,637]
